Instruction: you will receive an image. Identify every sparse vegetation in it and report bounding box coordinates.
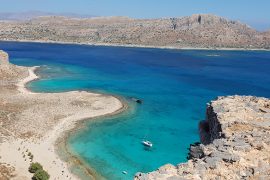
[30,154,34,161]
[28,162,43,173]
[28,162,50,180]
[32,169,50,180]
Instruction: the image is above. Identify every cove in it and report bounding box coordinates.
[1,41,270,179]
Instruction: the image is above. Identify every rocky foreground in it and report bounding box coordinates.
[0,14,270,49]
[135,96,270,179]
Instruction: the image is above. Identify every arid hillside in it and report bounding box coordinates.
[0,14,269,49]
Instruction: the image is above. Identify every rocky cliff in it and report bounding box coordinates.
[135,96,270,179]
[0,50,28,83]
[0,14,269,49]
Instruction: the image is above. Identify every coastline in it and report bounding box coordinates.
[16,66,39,94]
[0,62,127,179]
[24,66,128,179]
[1,39,270,52]
[57,98,129,180]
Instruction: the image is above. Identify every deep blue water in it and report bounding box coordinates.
[1,42,270,179]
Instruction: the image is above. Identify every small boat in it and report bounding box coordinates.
[122,171,128,175]
[142,140,153,147]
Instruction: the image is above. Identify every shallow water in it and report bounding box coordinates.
[1,42,270,179]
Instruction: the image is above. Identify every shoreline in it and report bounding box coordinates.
[23,66,128,179]
[0,63,127,179]
[1,39,270,52]
[24,66,128,179]
[16,66,39,94]
[57,98,129,180]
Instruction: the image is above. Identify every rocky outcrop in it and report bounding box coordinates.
[0,14,269,49]
[0,50,9,65]
[135,95,270,179]
[0,50,28,81]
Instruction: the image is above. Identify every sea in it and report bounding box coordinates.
[1,41,270,179]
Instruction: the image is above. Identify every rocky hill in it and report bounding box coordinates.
[0,11,94,21]
[262,30,270,39]
[0,14,269,49]
[135,96,270,179]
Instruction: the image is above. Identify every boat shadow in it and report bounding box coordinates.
[143,146,154,152]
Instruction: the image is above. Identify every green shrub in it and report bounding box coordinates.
[32,169,50,180]
[28,162,43,173]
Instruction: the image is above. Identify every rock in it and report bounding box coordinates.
[131,98,143,104]
[199,120,210,144]
[135,173,148,180]
[0,50,9,65]
[187,143,204,160]
[167,176,186,180]
[158,164,177,175]
[204,157,221,169]
[233,144,251,152]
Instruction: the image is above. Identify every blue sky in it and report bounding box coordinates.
[0,0,269,30]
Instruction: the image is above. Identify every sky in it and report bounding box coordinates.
[0,0,269,31]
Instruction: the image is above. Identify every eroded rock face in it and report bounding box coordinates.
[135,96,270,179]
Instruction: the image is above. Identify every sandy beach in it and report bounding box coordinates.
[0,50,125,179]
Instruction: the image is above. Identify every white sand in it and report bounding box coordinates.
[0,66,124,179]
[16,66,39,94]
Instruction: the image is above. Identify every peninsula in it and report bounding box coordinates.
[0,50,124,179]
[0,14,269,50]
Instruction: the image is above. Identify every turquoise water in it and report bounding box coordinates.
[1,42,270,179]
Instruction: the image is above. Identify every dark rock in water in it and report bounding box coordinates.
[131,98,143,104]
[136,99,142,104]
